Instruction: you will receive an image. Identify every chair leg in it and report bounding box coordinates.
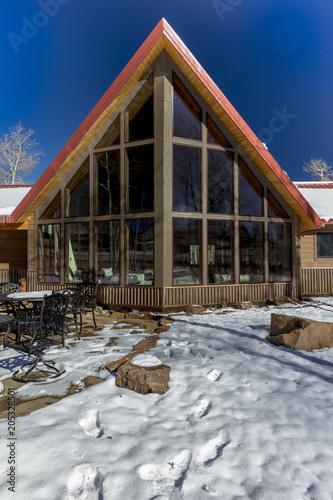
[13,353,64,383]
[92,305,97,329]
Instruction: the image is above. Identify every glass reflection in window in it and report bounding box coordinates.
[173,145,201,212]
[126,76,154,142]
[173,74,201,141]
[127,145,154,212]
[38,224,60,283]
[208,150,233,214]
[173,218,202,285]
[40,192,61,219]
[318,233,333,258]
[95,151,120,215]
[268,190,289,218]
[239,222,264,283]
[207,115,231,147]
[95,221,120,284]
[126,219,154,285]
[66,158,89,217]
[65,222,89,283]
[96,114,120,149]
[238,158,263,216]
[208,220,234,284]
[269,223,292,282]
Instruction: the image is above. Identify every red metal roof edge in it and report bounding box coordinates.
[0,185,33,189]
[10,18,322,229]
[295,182,333,189]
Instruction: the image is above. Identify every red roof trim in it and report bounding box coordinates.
[295,183,333,189]
[9,18,323,229]
[0,185,33,189]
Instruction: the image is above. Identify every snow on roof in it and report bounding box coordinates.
[294,182,333,222]
[0,186,32,217]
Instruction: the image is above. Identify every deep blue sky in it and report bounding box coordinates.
[1,0,332,183]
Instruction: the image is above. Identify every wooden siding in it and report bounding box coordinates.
[25,272,294,310]
[301,231,333,268]
[301,268,333,295]
[0,230,28,269]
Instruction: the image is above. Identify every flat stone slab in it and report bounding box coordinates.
[116,360,171,394]
[267,313,333,351]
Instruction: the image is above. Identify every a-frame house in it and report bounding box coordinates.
[1,19,323,310]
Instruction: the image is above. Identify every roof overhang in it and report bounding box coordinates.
[10,19,323,232]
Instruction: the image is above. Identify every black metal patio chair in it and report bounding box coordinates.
[75,282,99,329]
[56,288,84,339]
[3,292,69,383]
[0,283,19,313]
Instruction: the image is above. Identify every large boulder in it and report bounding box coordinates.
[267,313,333,351]
[116,354,171,394]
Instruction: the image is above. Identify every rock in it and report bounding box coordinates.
[269,314,297,336]
[273,296,296,306]
[116,360,171,394]
[105,351,144,373]
[109,311,125,319]
[155,325,170,334]
[233,301,253,310]
[267,313,333,351]
[186,305,206,314]
[126,312,144,319]
[132,335,159,352]
[158,318,174,326]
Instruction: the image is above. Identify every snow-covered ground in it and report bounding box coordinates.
[1,298,333,500]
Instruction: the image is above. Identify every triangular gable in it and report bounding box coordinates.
[10,18,323,232]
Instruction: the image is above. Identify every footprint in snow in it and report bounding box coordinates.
[79,409,103,438]
[189,399,211,420]
[197,429,230,465]
[138,449,191,491]
[64,464,103,500]
[206,369,223,382]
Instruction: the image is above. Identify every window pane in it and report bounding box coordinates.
[208,150,233,214]
[127,145,154,212]
[318,233,333,258]
[38,224,60,283]
[95,114,120,149]
[238,158,263,216]
[173,74,201,140]
[95,151,120,215]
[269,223,292,282]
[268,190,289,218]
[40,192,61,219]
[126,219,154,285]
[207,115,231,147]
[173,219,202,285]
[95,221,120,284]
[173,145,201,212]
[66,158,89,217]
[126,76,154,142]
[239,222,264,283]
[65,222,89,283]
[208,220,234,284]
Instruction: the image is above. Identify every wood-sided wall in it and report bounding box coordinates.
[0,230,28,269]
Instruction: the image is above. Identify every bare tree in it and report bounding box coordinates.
[303,158,333,182]
[0,122,44,185]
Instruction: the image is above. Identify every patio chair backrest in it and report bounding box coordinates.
[39,293,69,338]
[0,282,19,295]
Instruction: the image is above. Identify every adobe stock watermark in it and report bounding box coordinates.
[258,106,297,146]
[7,0,72,54]
[213,0,244,22]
